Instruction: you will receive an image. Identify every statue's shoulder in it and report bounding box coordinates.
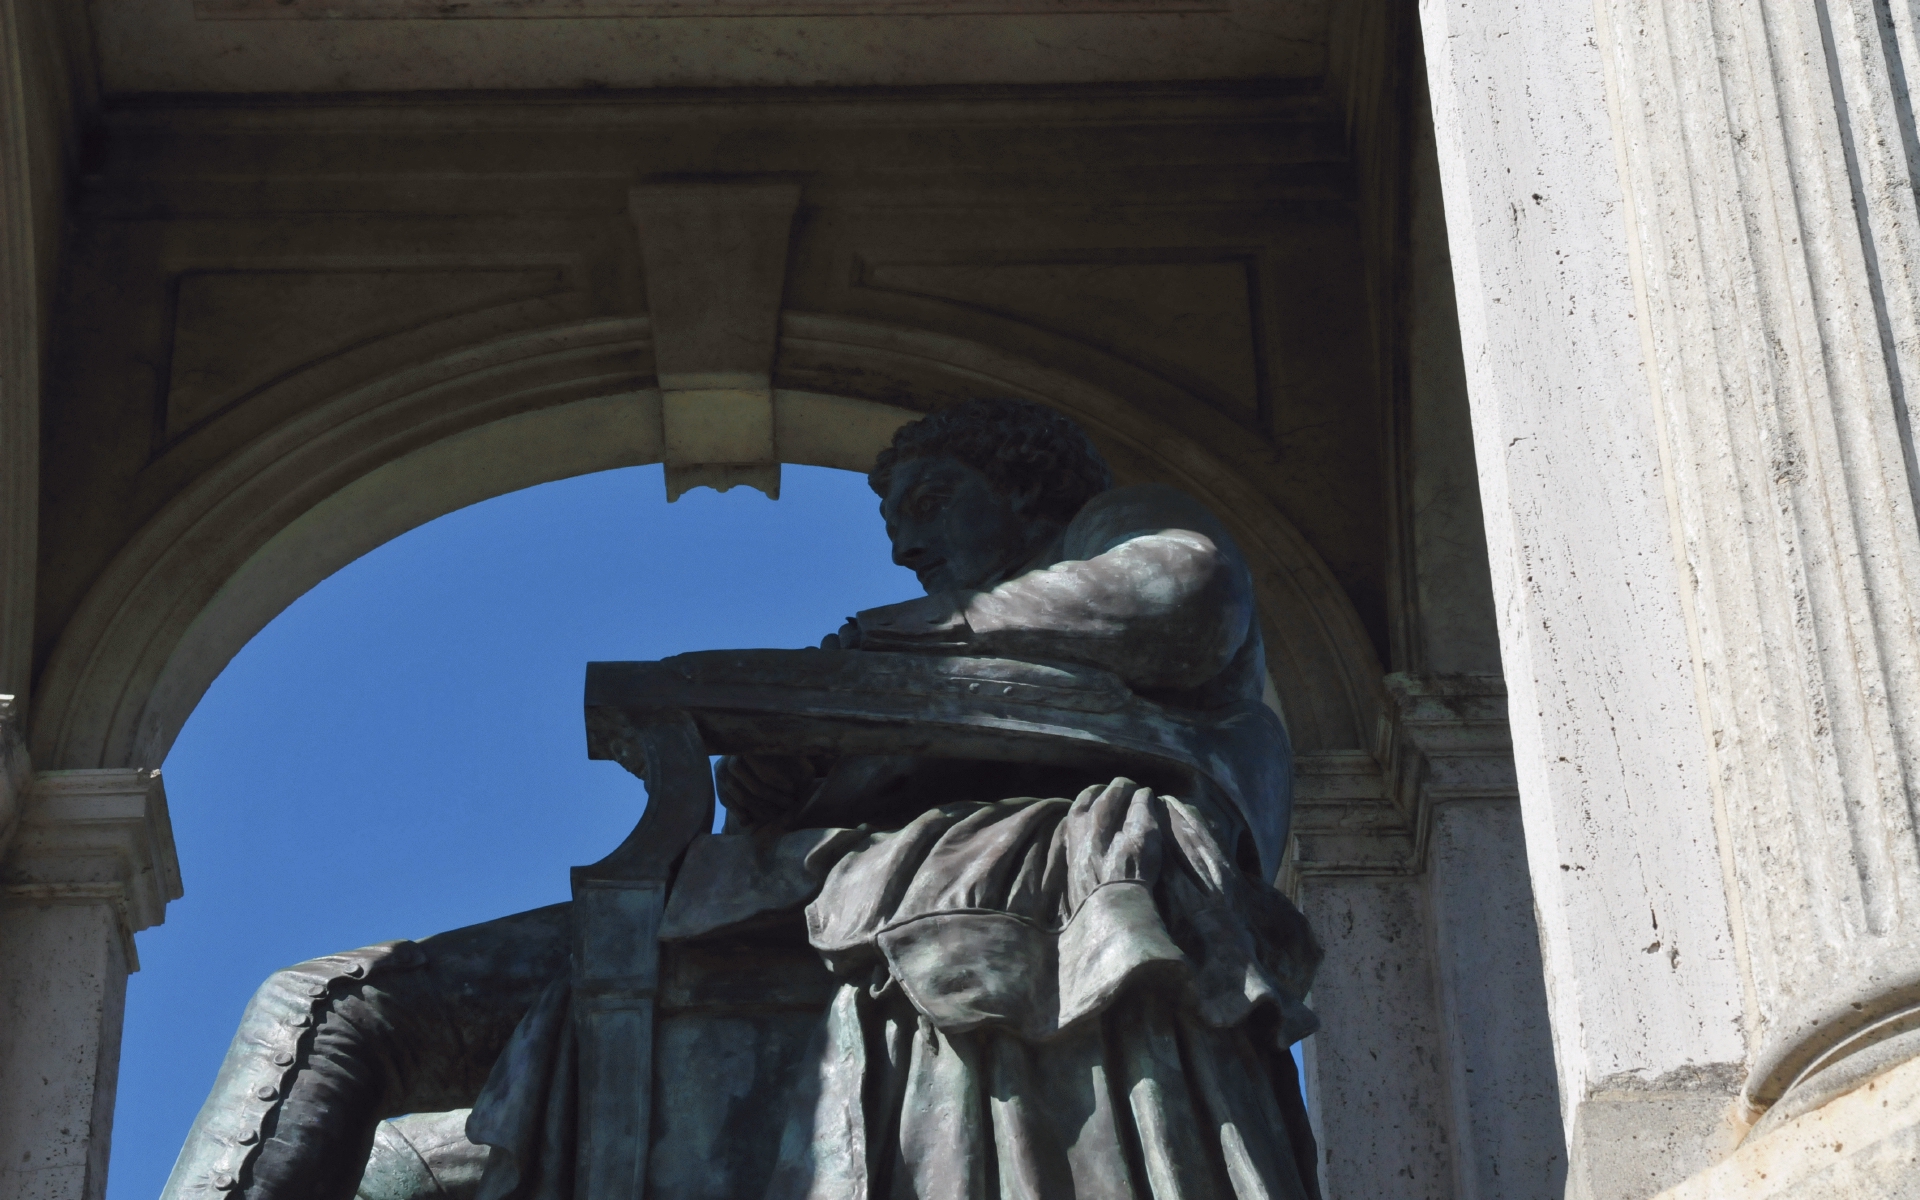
[1064,483,1241,556]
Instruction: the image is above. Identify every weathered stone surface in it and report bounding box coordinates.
[1654,1055,1920,1200]
[1299,876,1454,1200]
[1420,2,1750,1186]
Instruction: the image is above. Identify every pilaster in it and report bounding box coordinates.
[1419,2,1754,1193]
[1294,677,1561,1199]
[0,769,182,1200]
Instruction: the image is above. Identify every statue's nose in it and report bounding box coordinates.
[892,531,933,569]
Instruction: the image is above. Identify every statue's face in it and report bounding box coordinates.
[880,454,1032,594]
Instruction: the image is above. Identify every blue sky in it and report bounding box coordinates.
[108,464,917,1200]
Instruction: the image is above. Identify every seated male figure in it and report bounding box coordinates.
[164,397,1322,1200]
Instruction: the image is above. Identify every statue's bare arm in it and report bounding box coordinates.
[851,483,1257,690]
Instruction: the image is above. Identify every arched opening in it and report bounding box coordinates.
[29,311,1387,1200]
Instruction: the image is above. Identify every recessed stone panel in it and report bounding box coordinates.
[164,268,565,439]
[861,257,1262,424]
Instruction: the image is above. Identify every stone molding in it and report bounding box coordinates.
[1,768,181,969]
[1286,672,1516,888]
[1596,0,1920,1113]
[194,0,1222,16]
[87,5,1318,95]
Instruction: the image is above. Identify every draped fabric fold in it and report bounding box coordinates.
[469,978,577,1200]
[468,778,1322,1200]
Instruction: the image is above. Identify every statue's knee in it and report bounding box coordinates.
[229,944,423,1073]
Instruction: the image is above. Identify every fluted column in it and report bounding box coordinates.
[0,769,182,1200]
[1424,0,1920,1194]
[1595,0,1920,1118]
[1419,2,1750,1195]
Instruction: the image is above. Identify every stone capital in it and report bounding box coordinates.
[1287,673,1517,882]
[2,768,183,969]
[1384,672,1517,807]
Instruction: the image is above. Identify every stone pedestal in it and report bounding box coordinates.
[0,768,181,1200]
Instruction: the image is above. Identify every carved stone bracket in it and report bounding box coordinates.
[1284,672,1514,889]
[2,768,182,969]
[629,181,801,501]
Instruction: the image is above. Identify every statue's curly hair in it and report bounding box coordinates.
[868,398,1113,521]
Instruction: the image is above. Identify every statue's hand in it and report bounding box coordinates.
[716,753,822,829]
[1067,778,1166,905]
[819,619,864,651]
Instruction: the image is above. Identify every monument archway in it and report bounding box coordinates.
[0,16,1567,1196]
[18,0,1920,1192]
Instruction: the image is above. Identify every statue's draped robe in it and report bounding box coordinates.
[469,485,1325,1200]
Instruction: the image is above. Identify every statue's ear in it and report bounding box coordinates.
[1008,479,1046,517]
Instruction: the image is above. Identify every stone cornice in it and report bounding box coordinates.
[1284,672,1515,889]
[2,768,182,969]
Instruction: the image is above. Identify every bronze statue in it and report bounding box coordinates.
[163,398,1324,1200]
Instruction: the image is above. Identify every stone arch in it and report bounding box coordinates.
[30,312,1383,772]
